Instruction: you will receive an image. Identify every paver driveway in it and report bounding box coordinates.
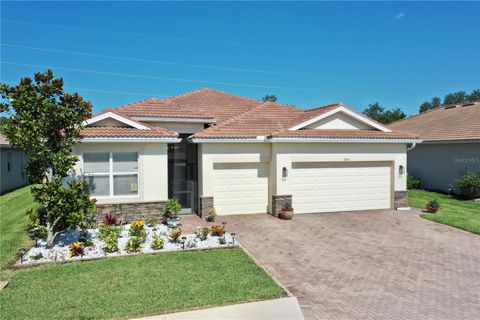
[220,210,480,320]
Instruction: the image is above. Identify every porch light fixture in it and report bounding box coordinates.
[282,167,288,181]
[181,236,187,249]
[399,165,405,177]
[18,248,27,264]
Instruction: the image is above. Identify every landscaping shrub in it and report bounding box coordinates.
[218,237,226,245]
[165,198,182,219]
[426,199,440,213]
[407,174,422,189]
[125,236,144,253]
[146,217,158,227]
[69,241,85,257]
[78,229,93,247]
[209,225,225,237]
[99,225,122,241]
[206,208,217,222]
[31,252,43,260]
[168,228,182,242]
[151,234,165,250]
[456,172,480,199]
[197,227,209,241]
[129,221,145,237]
[103,235,119,253]
[102,212,119,225]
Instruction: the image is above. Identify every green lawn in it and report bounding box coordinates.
[0,248,283,319]
[0,186,36,280]
[409,189,480,235]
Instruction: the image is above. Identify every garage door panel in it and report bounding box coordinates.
[292,161,391,213]
[213,163,268,215]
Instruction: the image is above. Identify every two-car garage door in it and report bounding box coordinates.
[213,163,269,215]
[291,161,392,214]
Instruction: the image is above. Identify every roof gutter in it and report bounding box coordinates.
[190,136,267,143]
[81,137,182,143]
[269,137,422,144]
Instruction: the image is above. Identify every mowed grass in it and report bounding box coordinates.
[0,186,36,279]
[409,189,480,235]
[0,248,283,319]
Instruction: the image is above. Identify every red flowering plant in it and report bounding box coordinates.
[209,225,225,237]
[103,212,118,225]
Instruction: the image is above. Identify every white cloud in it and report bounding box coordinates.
[394,12,405,20]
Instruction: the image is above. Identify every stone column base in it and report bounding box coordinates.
[96,201,166,223]
[198,196,214,217]
[271,195,292,217]
[394,191,408,208]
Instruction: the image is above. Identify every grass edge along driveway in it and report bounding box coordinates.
[0,186,36,280]
[409,189,480,235]
[0,248,284,319]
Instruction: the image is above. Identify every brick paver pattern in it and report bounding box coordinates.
[185,210,480,320]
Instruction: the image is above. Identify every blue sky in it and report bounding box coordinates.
[1,1,479,115]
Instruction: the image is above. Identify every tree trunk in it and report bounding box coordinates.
[45,223,56,249]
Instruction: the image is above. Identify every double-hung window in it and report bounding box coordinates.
[83,152,139,197]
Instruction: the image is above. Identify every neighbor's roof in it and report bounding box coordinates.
[389,101,480,142]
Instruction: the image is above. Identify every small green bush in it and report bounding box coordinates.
[31,252,43,260]
[125,236,145,253]
[197,227,209,241]
[426,199,441,212]
[165,198,182,219]
[407,174,421,189]
[103,235,119,253]
[129,221,145,237]
[456,172,480,199]
[218,237,226,245]
[151,234,165,250]
[99,225,122,241]
[146,217,158,227]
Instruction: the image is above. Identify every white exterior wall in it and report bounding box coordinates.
[147,121,205,134]
[198,143,271,197]
[73,142,168,204]
[305,113,371,130]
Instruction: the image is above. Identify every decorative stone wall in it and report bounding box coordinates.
[271,195,292,217]
[198,196,214,217]
[394,191,408,208]
[96,201,166,223]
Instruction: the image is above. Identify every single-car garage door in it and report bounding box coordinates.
[291,161,392,213]
[213,163,269,215]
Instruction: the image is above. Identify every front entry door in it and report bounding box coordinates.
[168,135,198,214]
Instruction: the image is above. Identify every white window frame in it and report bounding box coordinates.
[82,151,140,199]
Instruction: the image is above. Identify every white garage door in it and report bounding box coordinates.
[291,162,392,213]
[213,163,269,215]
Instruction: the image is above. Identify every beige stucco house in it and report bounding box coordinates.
[390,101,480,194]
[74,88,419,217]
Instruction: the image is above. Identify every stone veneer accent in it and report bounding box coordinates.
[271,195,292,217]
[198,196,214,217]
[394,191,408,208]
[96,201,166,223]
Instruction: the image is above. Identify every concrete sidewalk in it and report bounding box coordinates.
[135,297,304,320]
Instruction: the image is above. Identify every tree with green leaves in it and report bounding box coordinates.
[0,116,8,133]
[0,70,96,247]
[418,89,479,113]
[262,94,277,102]
[363,102,406,124]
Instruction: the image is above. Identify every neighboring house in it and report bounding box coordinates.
[390,101,480,193]
[75,88,419,218]
[0,134,28,194]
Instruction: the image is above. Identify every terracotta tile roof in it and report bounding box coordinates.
[162,88,260,123]
[118,98,214,120]
[270,129,419,139]
[389,101,480,141]
[81,126,178,138]
[191,101,302,138]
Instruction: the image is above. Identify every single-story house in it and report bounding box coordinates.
[390,101,480,193]
[74,88,420,218]
[1,133,28,195]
